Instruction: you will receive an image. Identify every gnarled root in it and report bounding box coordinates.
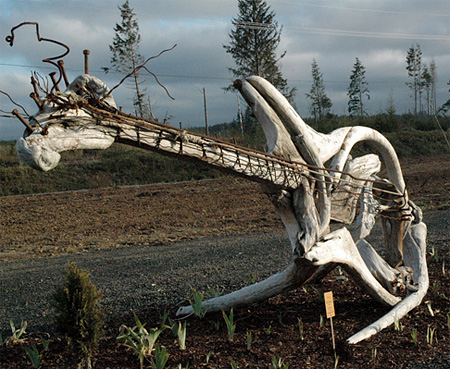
[347,222,428,344]
[304,227,401,307]
[176,259,317,316]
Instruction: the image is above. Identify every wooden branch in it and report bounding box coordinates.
[304,227,401,306]
[234,79,303,162]
[356,239,405,295]
[176,259,317,316]
[330,154,381,224]
[329,126,406,194]
[245,76,353,164]
[347,222,428,344]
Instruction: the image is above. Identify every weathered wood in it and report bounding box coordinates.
[177,259,318,316]
[330,154,381,224]
[347,221,428,344]
[304,227,401,306]
[14,74,428,344]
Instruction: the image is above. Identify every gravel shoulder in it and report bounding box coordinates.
[1,208,448,334]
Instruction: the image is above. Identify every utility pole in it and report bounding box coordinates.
[203,88,209,136]
[237,95,244,137]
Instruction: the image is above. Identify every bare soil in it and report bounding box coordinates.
[0,155,449,368]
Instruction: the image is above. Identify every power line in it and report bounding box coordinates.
[277,0,450,18]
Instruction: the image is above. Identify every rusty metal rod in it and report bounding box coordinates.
[30,93,43,110]
[57,60,69,87]
[83,49,90,74]
[49,72,60,92]
[30,76,39,96]
[12,109,33,131]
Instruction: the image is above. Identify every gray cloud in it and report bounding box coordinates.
[2,0,450,140]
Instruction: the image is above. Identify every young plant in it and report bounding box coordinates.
[394,314,403,331]
[272,355,289,368]
[177,321,187,350]
[411,328,419,345]
[6,320,27,344]
[151,345,169,369]
[222,308,236,342]
[432,280,441,293]
[319,315,324,328]
[230,358,238,369]
[447,313,450,330]
[334,352,340,369]
[24,344,41,368]
[246,330,252,350]
[311,286,325,302]
[205,350,213,364]
[40,336,50,351]
[117,312,168,369]
[160,311,169,327]
[246,273,256,284]
[426,325,436,346]
[190,288,208,318]
[425,301,435,316]
[52,262,105,369]
[335,266,348,281]
[297,317,304,341]
[205,286,223,299]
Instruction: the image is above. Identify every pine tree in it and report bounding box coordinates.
[224,0,295,102]
[348,57,370,117]
[306,59,332,123]
[53,263,105,369]
[439,79,450,115]
[429,58,437,113]
[421,64,432,115]
[406,43,422,116]
[104,1,152,118]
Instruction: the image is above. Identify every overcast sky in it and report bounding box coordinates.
[1,0,450,140]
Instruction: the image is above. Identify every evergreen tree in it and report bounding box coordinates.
[224,0,295,102]
[347,57,370,117]
[405,43,422,115]
[429,58,437,113]
[439,79,450,115]
[104,1,152,118]
[306,59,332,123]
[386,88,396,116]
[421,64,432,115]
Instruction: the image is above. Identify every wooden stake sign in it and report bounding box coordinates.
[324,291,336,350]
[324,291,335,319]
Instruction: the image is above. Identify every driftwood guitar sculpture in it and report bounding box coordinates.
[7,33,428,343]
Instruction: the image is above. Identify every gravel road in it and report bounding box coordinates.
[1,209,448,336]
[0,229,292,333]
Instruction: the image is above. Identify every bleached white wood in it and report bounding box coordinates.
[236,79,304,162]
[176,259,318,316]
[347,222,428,344]
[329,126,406,193]
[245,76,353,164]
[356,239,407,295]
[14,74,429,344]
[304,227,401,306]
[330,154,381,224]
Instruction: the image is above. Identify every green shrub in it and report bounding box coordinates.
[52,262,106,369]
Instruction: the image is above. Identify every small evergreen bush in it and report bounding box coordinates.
[52,262,106,369]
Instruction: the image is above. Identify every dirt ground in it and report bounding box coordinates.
[1,155,449,261]
[0,155,449,368]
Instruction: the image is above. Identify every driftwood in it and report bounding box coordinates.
[12,72,428,344]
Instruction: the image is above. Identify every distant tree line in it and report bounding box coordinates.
[105,1,450,133]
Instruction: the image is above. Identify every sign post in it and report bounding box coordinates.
[324,291,336,351]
